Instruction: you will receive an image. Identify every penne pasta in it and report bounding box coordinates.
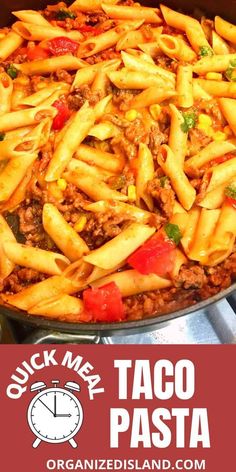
[0,152,38,202]
[69,0,119,12]
[206,204,236,265]
[91,269,172,296]
[0,104,56,132]
[168,104,188,166]
[63,171,128,202]
[206,157,236,192]
[193,54,236,75]
[45,103,95,181]
[75,144,124,173]
[29,295,84,319]
[17,82,69,107]
[2,276,80,311]
[185,140,236,174]
[215,16,236,45]
[130,87,175,109]
[160,4,195,31]
[185,20,212,54]
[101,3,162,24]
[3,242,70,276]
[84,222,156,269]
[194,79,236,98]
[0,31,23,61]
[15,55,86,76]
[180,207,200,255]
[199,180,236,210]
[0,72,13,116]
[0,215,16,279]
[12,10,52,26]
[188,209,220,264]
[218,98,236,135]
[108,68,169,90]
[72,59,120,89]
[85,200,152,224]
[67,159,113,180]
[158,145,196,210]
[12,21,82,42]
[121,50,175,85]
[212,31,230,55]
[42,203,89,262]
[158,34,196,62]
[136,143,154,211]
[176,65,193,108]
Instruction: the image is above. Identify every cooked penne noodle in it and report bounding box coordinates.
[2,275,80,311]
[199,180,236,209]
[160,4,195,31]
[130,87,175,109]
[77,22,143,58]
[18,82,69,107]
[16,55,86,76]
[0,72,13,116]
[188,209,220,264]
[91,70,109,96]
[138,42,162,58]
[194,79,236,98]
[176,65,193,108]
[171,248,188,278]
[3,242,70,275]
[215,16,236,45]
[168,104,188,166]
[218,98,236,135]
[116,29,148,51]
[206,157,236,192]
[173,201,187,215]
[70,0,119,12]
[108,68,169,90]
[185,20,212,54]
[67,159,113,180]
[12,21,82,42]
[206,204,236,265]
[121,51,175,85]
[0,105,56,131]
[11,75,31,110]
[170,211,189,235]
[93,94,112,120]
[0,215,16,279]
[29,295,84,319]
[192,81,212,100]
[101,3,162,24]
[0,162,34,213]
[212,31,231,55]
[12,10,52,26]
[0,31,23,61]
[91,269,172,296]
[193,54,236,75]
[84,222,155,269]
[72,59,120,89]
[88,122,120,140]
[75,144,124,173]
[42,203,89,261]
[180,207,200,254]
[0,152,38,202]
[0,135,38,160]
[136,143,154,211]
[64,171,128,202]
[45,103,95,181]
[185,140,236,173]
[158,35,196,62]
[158,145,196,210]
[85,200,152,224]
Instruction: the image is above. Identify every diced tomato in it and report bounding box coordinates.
[46,36,79,56]
[129,157,139,176]
[27,46,50,61]
[225,196,236,208]
[77,25,103,36]
[52,100,71,131]
[128,231,176,277]
[213,153,235,165]
[83,282,125,322]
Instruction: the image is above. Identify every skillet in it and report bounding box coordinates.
[0,0,236,339]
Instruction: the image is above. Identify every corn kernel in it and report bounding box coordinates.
[198,114,213,127]
[128,185,136,202]
[213,131,226,141]
[197,123,214,136]
[224,125,232,137]
[57,178,67,191]
[74,216,87,233]
[125,109,138,121]
[149,104,161,120]
[206,72,222,81]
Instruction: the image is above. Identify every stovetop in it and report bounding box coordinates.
[1,295,236,344]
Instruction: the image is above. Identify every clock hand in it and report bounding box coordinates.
[39,398,55,416]
[54,392,56,417]
[55,413,72,417]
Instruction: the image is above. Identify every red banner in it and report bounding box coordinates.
[0,345,235,472]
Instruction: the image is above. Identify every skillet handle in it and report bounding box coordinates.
[22,330,101,344]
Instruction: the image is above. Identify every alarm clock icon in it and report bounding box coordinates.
[27,380,83,449]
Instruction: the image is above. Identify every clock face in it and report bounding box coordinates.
[28,388,83,443]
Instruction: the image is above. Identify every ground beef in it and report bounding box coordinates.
[147,177,175,218]
[81,212,133,249]
[54,69,73,84]
[188,128,212,155]
[112,88,137,111]
[148,124,168,157]
[174,265,207,289]
[2,267,47,294]
[68,85,103,110]
[85,48,120,65]
[111,135,137,160]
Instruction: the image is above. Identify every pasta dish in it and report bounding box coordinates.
[0,0,235,323]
